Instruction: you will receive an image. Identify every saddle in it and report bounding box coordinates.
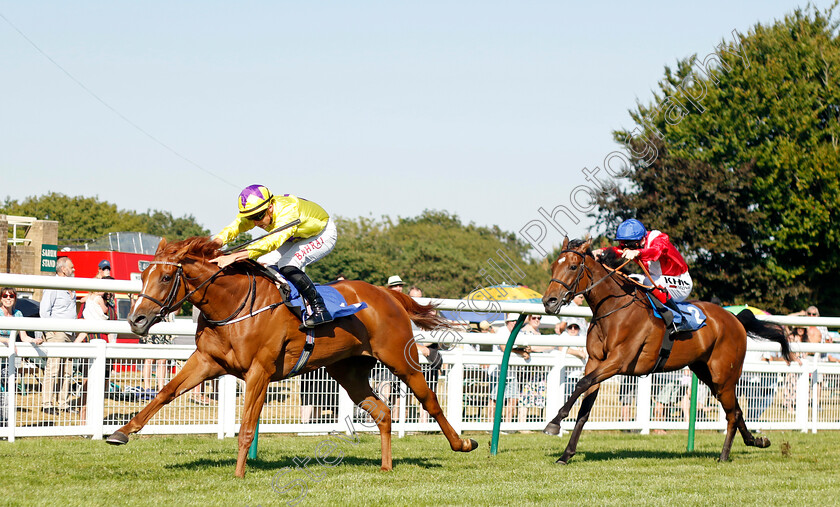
[645,293,707,373]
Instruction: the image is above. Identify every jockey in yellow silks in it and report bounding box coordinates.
[211,184,336,329]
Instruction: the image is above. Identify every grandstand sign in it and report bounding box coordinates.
[40,244,58,272]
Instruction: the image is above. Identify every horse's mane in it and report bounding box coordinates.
[158,236,221,261]
[597,247,632,274]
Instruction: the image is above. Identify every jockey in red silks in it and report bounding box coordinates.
[210,184,335,330]
[593,219,693,332]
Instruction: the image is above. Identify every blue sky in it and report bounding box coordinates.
[1,1,831,252]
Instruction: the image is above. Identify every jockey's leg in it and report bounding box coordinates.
[277,265,334,330]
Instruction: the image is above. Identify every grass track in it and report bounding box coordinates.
[2,431,838,506]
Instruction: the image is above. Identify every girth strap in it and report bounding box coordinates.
[288,329,316,378]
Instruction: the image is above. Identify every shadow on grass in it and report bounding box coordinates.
[166,455,444,472]
[545,449,721,462]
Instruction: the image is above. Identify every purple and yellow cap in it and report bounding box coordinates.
[237,184,273,217]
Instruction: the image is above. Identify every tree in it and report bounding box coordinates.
[306,211,549,299]
[595,6,840,313]
[1,193,209,245]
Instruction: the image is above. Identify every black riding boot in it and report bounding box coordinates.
[277,266,334,331]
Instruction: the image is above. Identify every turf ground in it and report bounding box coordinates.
[2,430,838,506]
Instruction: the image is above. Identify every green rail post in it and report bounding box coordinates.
[686,373,698,452]
[490,313,528,456]
[248,419,260,459]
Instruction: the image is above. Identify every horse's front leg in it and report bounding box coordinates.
[544,358,620,435]
[107,352,223,444]
[235,367,272,478]
[556,384,600,464]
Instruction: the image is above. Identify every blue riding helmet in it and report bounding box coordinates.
[615,219,647,241]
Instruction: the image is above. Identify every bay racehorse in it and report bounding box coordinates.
[541,238,793,464]
[105,237,477,477]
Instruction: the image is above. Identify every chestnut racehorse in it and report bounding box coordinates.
[541,238,793,464]
[106,237,477,477]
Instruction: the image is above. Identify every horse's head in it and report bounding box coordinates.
[542,237,593,315]
[128,237,218,335]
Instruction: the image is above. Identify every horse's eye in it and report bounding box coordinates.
[161,274,172,283]
[569,265,578,271]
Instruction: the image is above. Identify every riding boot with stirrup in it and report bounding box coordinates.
[277,266,334,331]
[663,297,687,333]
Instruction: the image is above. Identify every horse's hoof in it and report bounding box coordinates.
[105,431,129,445]
[468,439,479,452]
[755,436,771,448]
[555,457,569,465]
[543,423,561,436]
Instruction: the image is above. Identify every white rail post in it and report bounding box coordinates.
[795,368,810,433]
[811,365,820,434]
[4,334,16,442]
[544,356,564,430]
[87,339,108,439]
[336,382,355,435]
[221,375,238,438]
[446,350,464,435]
[637,375,653,435]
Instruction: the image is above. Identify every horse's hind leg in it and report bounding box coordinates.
[106,352,223,445]
[736,410,770,448]
[325,359,394,471]
[392,365,478,454]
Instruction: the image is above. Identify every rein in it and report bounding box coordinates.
[549,249,649,323]
[138,260,271,326]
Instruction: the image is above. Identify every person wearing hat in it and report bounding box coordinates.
[96,260,111,279]
[592,218,693,333]
[386,275,405,293]
[211,184,337,329]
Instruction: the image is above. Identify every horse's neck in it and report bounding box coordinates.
[584,259,636,314]
[185,263,267,322]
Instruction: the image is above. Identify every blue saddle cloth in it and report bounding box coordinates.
[287,284,368,320]
[646,294,707,332]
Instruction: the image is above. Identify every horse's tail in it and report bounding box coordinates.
[735,309,794,362]
[384,289,452,331]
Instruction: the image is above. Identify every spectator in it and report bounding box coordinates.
[736,338,777,422]
[618,376,637,427]
[773,327,806,413]
[488,314,524,423]
[556,322,586,362]
[789,306,830,344]
[96,260,112,279]
[404,286,441,423]
[651,370,686,434]
[39,257,78,415]
[516,315,553,424]
[140,312,173,400]
[386,275,405,292]
[555,294,587,334]
[557,322,586,403]
[2,288,45,398]
[299,368,338,423]
[1,287,43,346]
[790,305,829,404]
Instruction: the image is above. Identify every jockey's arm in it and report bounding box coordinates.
[210,249,250,269]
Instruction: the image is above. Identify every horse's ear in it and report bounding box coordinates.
[155,238,167,255]
[562,237,569,250]
[582,238,593,251]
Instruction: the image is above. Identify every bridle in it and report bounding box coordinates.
[549,249,620,304]
[548,249,648,322]
[136,260,258,326]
